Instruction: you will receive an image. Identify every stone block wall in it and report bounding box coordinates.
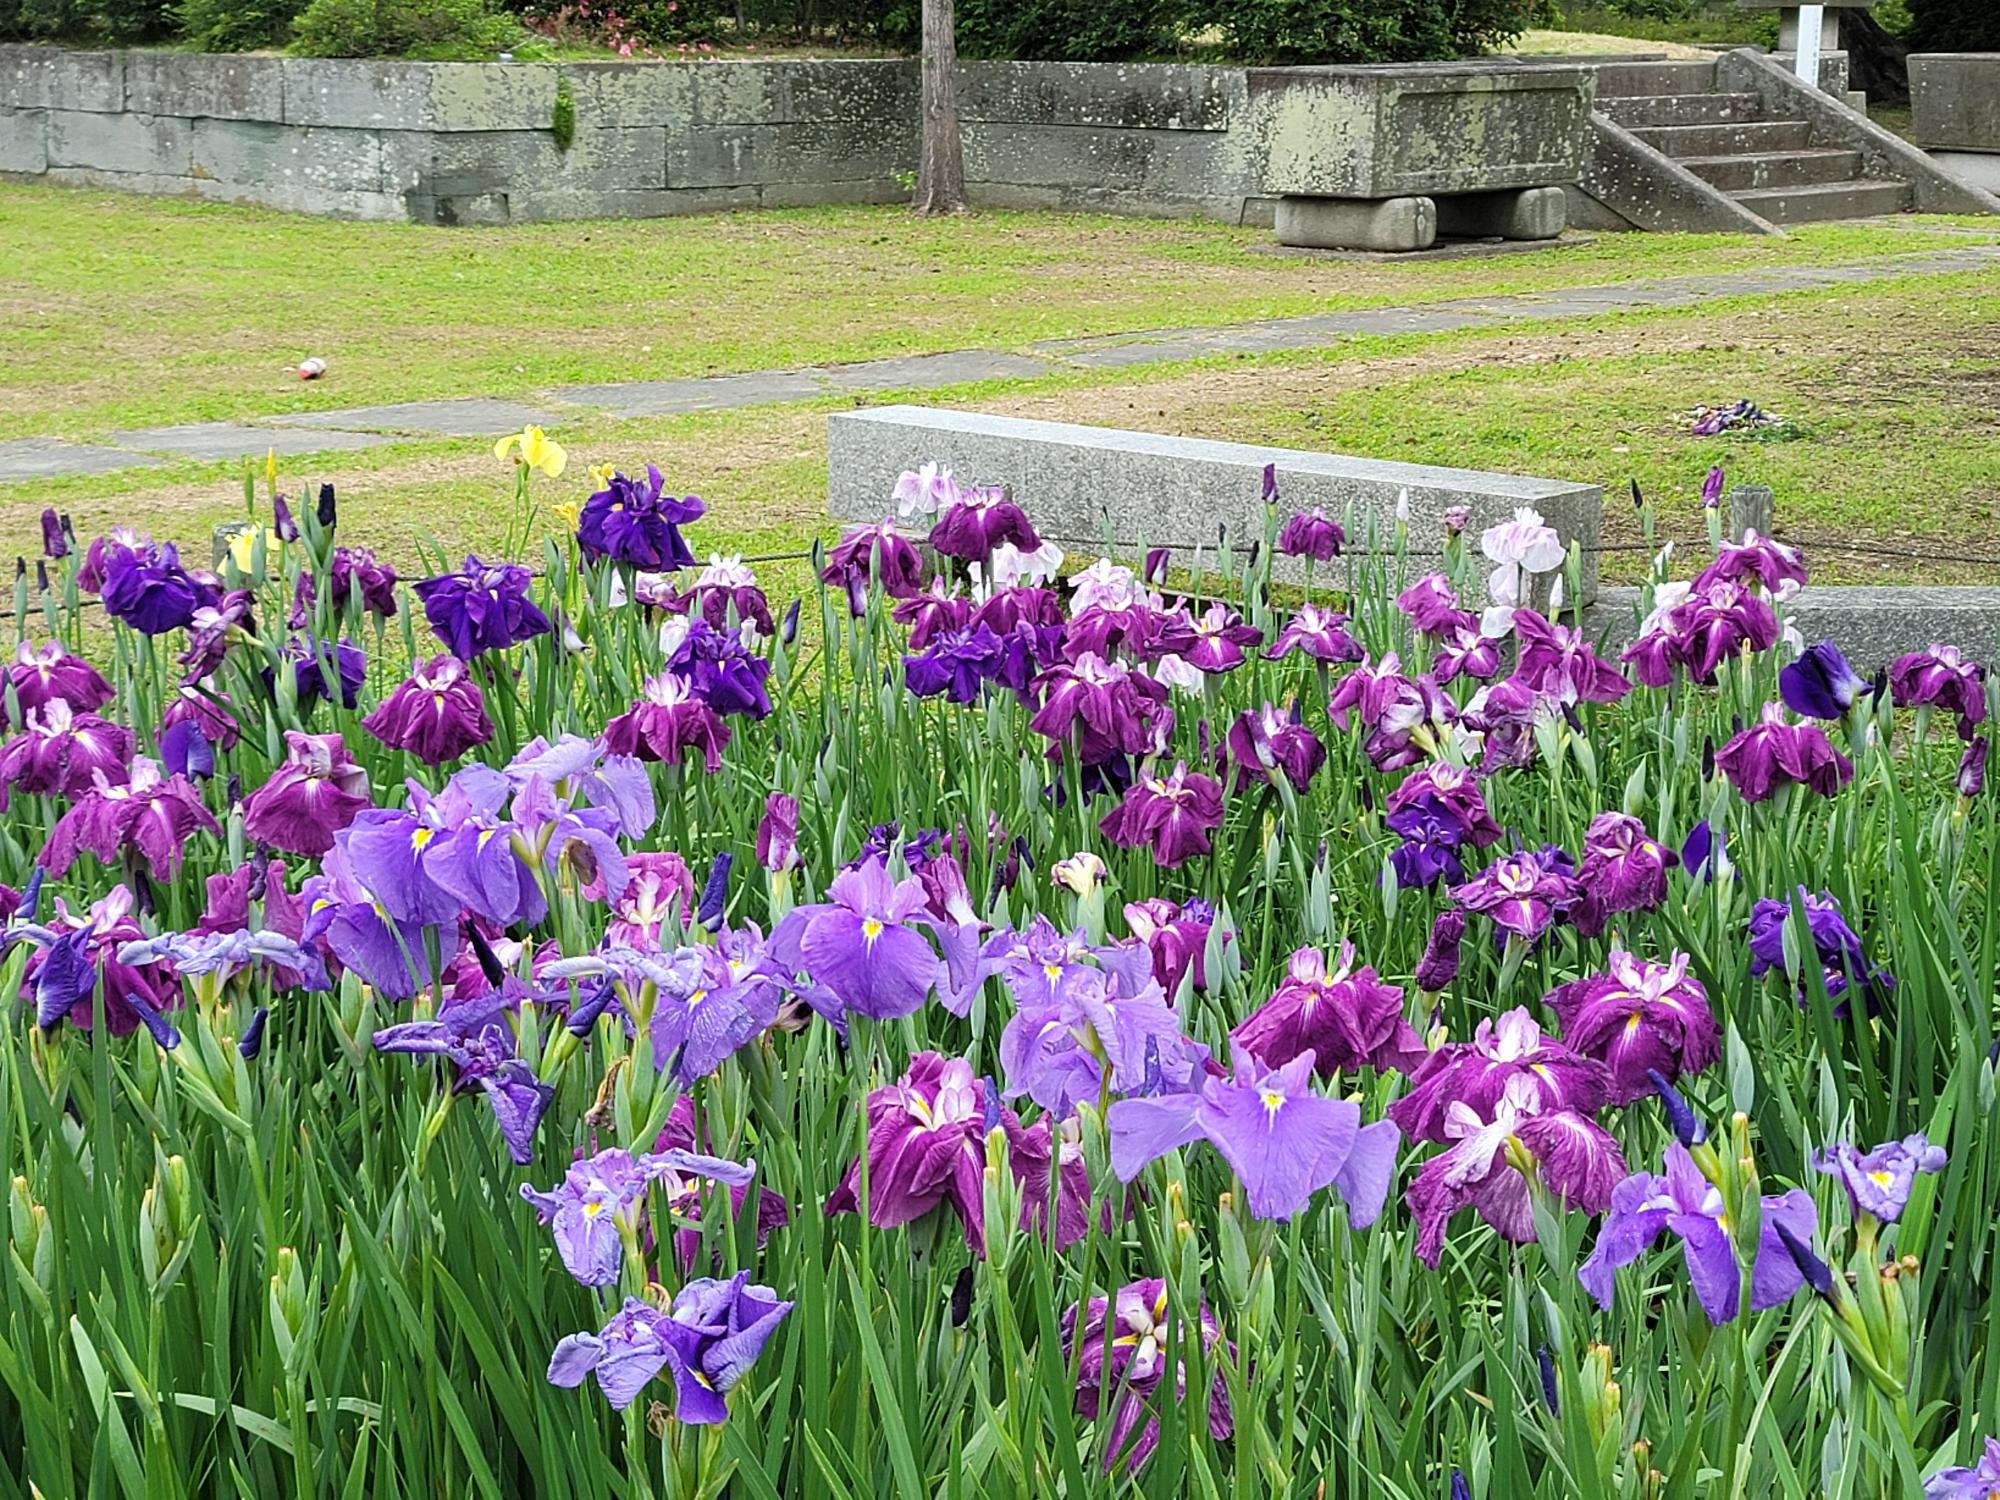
[0,45,1284,225]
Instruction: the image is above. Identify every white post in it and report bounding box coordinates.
[1793,4,1825,89]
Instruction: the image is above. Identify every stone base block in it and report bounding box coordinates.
[1434,185,1567,240]
[1930,149,2000,194]
[1274,194,1436,252]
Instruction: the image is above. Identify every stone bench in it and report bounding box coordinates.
[825,405,1604,603]
[1911,54,2000,194]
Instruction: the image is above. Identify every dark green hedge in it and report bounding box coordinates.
[1906,0,2000,51]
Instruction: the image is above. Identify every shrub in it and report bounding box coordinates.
[0,0,172,38]
[291,0,520,57]
[1596,0,1698,21]
[1192,0,1537,64]
[873,0,1176,59]
[177,0,306,49]
[1906,0,2000,50]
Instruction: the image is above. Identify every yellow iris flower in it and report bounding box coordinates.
[227,525,268,573]
[554,500,583,530]
[495,426,567,479]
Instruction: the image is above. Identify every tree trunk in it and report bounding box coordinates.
[913,0,967,216]
[1844,10,1910,108]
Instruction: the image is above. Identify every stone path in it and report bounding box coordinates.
[7,241,1998,487]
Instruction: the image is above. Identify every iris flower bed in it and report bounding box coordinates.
[1,430,1997,1498]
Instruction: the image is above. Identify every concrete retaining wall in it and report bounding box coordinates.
[0,46,1282,225]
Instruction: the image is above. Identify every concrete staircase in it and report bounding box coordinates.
[1593,58,1912,225]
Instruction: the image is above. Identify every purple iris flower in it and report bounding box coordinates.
[756,793,799,873]
[1232,942,1422,1078]
[1542,950,1720,1104]
[1715,704,1853,803]
[767,856,940,1020]
[7,641,114,719]
[1449,848,1581,943]
[1386,763,1502,848]
[1277,508,1344,562]
[414,556,552,660]
[1396,575,1471,637]
[1813,1132,1946,1224]
[329,547,400,618]
[905,623,1019,705]
[662,556,775,636]
[1579,1143,1817,1324]
[42,757,220,883]
[999,947,1188,1114]
[1097,762,1225,869]
[117,926,330,995]
[1063,1279,1232,1473]
[1406,1076,1626,1267]
[1226,703,1325,793]
[1388,1007,1610,1144]
[77,526,146,596]
[891,578,973,648]
[181,590,254,679]
[1434,622,1503,684]
[604,672,730,772]
[1414,909,1464,992]
[1923,1438,2000,1498]
[1748,887,1893,1017]
[928,486,1041,563]
[1264,603,1363,664]
[1510,609,1631,705]
[520,1145,756,1286]
[362,654,493,766]
[1029,654,1170,766]
[1329,657,1454,772]
[1386,796,1466,889]
[1780,640,1868,721]
[822,519,923,614]
[102,541,204,635]
[1005,1110,1098,1252]
[661,618,772,719]
[547,1275,791,1421]
[577,466,704,571]
[1570,812,1677,937]
[1625,581,1779,688]
[40,508,67,560]
[1123,898,1215,998]
[1889,644,1988,739]
[372,992,552,1163]
[279,635,366,711]
[0,700,134,808]
[826,1052,989,1244]
[1961,738,1988,798]
[1694,530,1807,598]
[1183,603,1262,674]
[11,889,182,1038]
[1109,1041,1400,1224]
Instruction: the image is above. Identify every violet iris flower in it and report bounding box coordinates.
[280,635,366,711]
[42,757,220,883]
[373,992,553,1162]
[1449,848,1581,943]
[1386,763,1502,847]
[1434,621,1503,684]
[102,541,204,635]
[1277,508,1344,562]
[661,618,772,719]
[1397,574,1471,637]
[1889,644,1988,739]
[822,519,923,613]
[181,590,253,679]
[1715,703,1853,803]
[1109,1041,1400,1224]
[1813,1133,1946,1224]
[11,886,180,1038]
[603,672,730,771]
[117,927,330,995]
[577,466,704,571]
[1097,762,1224,869]
[1579,1143,1817,1324]
[548,1275,791,1422]
[0,700,133,808]
[1329,657,1454,772]
[1226,703,1325,793]
[307,845,436,1000]
[1542,950,1720,1104]
[1510,609,1631,705]
[1232,942,1422,1078]
[1386,797,1467,889]
[928,486,1041,563]
[905,623,1025,704]
[1389,1007,1610,1144]
[1264,603,1363,664]
[362,654,493,766]
[1406,1075,1626,1267]
[892,578,973,648]
[414,556,552,660]
[1780,640,1868,721]
[1923,1439,2000,1499]
[999,947,1189,1114]
[520,1145,756,1286]
[1063,1279,1232,1472]
[1748,887,1894,1016]
[7,641,113,718]
[1183,604,1262,674]
[1570,812,1677,937]
[505,734,655,841]
[1693,530,1807,599]
[767,856,940,1020]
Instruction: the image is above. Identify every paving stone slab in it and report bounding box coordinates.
[108,424,399,461]
[560,371,833,417]
[813,350,1054,391]
[0,439,164,484]
[266,398,563,437]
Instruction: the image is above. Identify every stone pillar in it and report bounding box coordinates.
[1273,195,1436,253]
[1737,0,1874,93]
[1433,186,1568,241]
[1727,483,1775,542]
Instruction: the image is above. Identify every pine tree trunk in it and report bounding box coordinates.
[913,0,966,216]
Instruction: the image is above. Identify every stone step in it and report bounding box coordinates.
[1600,91,1767,128]
[1679,147,1866,191]
[1629,118,1814,157]
[1731,178,1915,223]
[1592,59,1720,98]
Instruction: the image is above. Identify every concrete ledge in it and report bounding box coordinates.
[1910,54,2000,151]
[827,405,1603,603]
[1589,585,2000,669]
[1930,149,2000,194]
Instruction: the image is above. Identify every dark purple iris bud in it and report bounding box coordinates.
[1629,478,1644,510]
[1888,643,1987,739]
[238,1006,270,1059]
[1649,1069,1708,1146]
[566,977,618,1036]
[1232,940,1423,1077]
[1700,466,1724,509]
[414,556,550,661]
[33,561,48,596]
[1537,1347,1560,1415]
[1960,737,1988,798]
[1452,1471,1471,1500]
[1097,761,1224,868]
[14,869,42,923]
[39,509,66,560]
[697,852,731,932]
[316,483,337,529]
[467,924,508,988]
[1714,704,1853,803]
[1701,735,1716,782]
[1226,702,1326,794]
[928,487,1040,563]
[102,541,202,635]
[822,519,924,615]
[1780,640,1868,721]
[577,465,704,571]
[159,719,214,780]
[1414,909,1464,993]
[756,793,800,873]
[1774,1222,1836,1302]
[779,596,801,646]
[273,496,300,543]
[362,653,494,766]
[122,987,182,1050]
[1277,507,1344,563]
[1143,547,1171,586]
[1262,462,1278,503]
